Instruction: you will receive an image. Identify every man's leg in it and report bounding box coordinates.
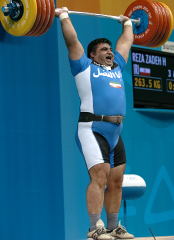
[104,165,134,239]
[77,125,115,239]
[104,163,125,229]
[87,163,115,239]
[104,136,134,239]
[88,163,110,230]
[105,136,126,229]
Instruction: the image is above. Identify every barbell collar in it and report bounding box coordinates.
[1,0,23,21]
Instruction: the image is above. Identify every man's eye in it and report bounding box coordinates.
[101,48,112,51]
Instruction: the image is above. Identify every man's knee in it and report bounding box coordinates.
[107,173,124,191]
[89,163,110,188]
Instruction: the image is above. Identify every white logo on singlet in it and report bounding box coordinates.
[93,68,122,79]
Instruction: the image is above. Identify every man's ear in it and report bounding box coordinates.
[90,51,95,58]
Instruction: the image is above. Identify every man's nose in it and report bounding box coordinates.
[107,49,113,56]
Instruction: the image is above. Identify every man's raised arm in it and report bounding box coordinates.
[115,17,134,62]
[55,8,84,60]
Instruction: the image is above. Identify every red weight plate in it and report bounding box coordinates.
[147,2,164,47]
[38,0,55,36]
[141,1,162,46]
[29,0,46,36]
[161,2,174,31]
[124,0,160,46]
[155,2,171,47]
[34,0,50,36]
[26,0,42,36]
[138,1,161,46]
[156,2,173,46]
[30,0,47,36]
[151,1,168,47]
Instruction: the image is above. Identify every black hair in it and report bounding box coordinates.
[87,38,112,58]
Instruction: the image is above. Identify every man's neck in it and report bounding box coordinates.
[93,61,111,70]
[93,61,117,70]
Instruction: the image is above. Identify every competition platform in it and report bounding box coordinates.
[135,237,174,240]
[87,237,174,240]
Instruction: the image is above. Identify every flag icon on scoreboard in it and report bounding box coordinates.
[140,67,151,76]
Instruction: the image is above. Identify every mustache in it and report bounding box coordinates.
[106,54,114,60]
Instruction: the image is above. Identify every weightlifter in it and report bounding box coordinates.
[56,7,134,240]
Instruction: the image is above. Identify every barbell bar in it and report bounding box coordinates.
[0,0,173,48]
[66,10,141,24]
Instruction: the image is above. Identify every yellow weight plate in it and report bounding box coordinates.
[0,0,37,36]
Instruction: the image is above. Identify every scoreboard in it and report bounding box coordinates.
[131,47,174,109]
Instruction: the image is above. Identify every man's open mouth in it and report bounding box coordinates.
[106,56,112,60]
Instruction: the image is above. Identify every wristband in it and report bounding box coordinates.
[124,19,132,27]
[59,12,69,21]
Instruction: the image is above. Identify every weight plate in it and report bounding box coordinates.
[155,2,170,46]
[147,2,164,47]
[0,0,37,36]
[151,1,168,47]
[156,2,173,46]
[162,2,174,31]
[34,0,50,36]
[38,0,55,36]
[30,0,47,36]
[154,2,171,47]
[124,0,160,46]
[26,0,42,36]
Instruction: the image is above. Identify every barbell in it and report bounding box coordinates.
[0,0,173,47]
